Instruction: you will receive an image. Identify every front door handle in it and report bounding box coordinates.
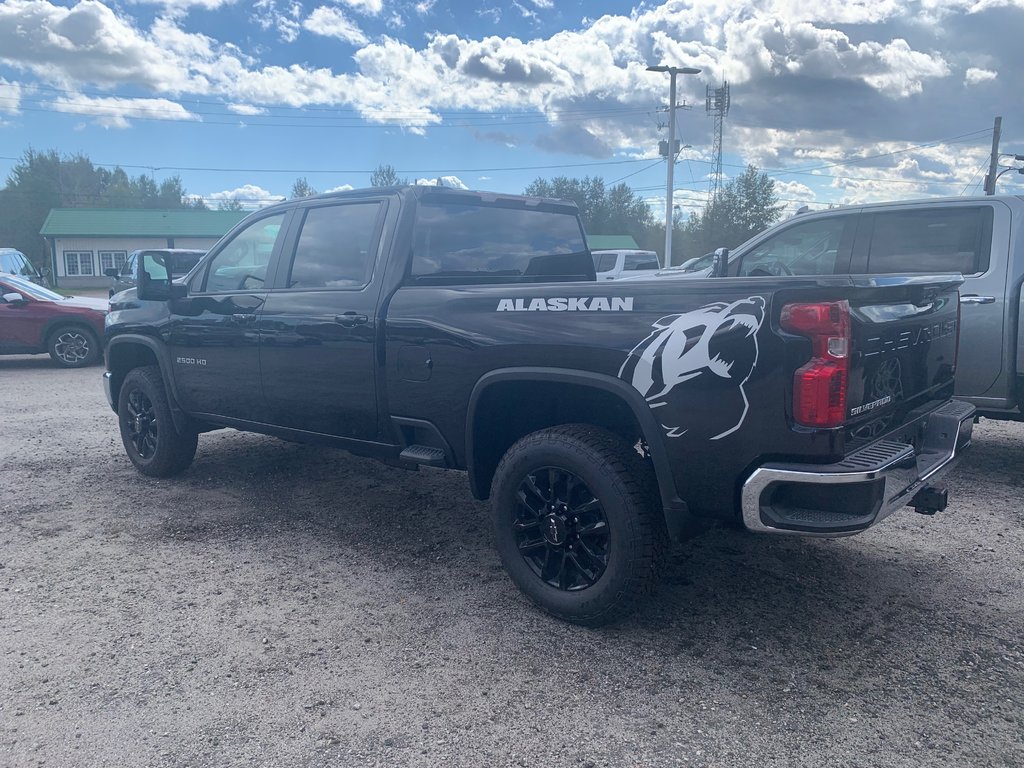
[960,295,995,305]
[334,312,369,327]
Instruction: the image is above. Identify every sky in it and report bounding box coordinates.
[0,0,1022,219]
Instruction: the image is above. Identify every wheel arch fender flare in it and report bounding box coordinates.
[465,367,690,538]
[107,334,192,433]
[42,317,100,347]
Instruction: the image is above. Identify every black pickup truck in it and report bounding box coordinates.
[104,186,974,625]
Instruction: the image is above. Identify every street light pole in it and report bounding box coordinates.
[648,65,701,266]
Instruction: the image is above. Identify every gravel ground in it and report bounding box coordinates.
[1,356,1022,768]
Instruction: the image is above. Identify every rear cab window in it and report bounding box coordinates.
[623,252,659,271]
[860,206,994,275]
[409,199,593,284]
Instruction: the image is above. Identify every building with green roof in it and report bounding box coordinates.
[586,234,641,251]
[40,208,249,288]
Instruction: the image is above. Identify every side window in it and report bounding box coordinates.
[410,202,592,283]
[121,255,135,277]
[865,207,993,275]
[202,214,285,293]
[624,252,659,271]
[594,253,617,272]
[285,203,381,289]
[739,217,849,277]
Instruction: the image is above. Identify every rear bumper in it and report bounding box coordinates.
[741,400,975,537]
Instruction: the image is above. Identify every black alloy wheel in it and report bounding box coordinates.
[491,424,666,626]
[124,388,159,460]
[117,365,198,477]
[513,466,610,591]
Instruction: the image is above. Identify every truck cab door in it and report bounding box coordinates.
[257,199,388,440]
[166,212,290,420]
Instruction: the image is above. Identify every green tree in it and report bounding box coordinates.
[680,165,785,256]
[523,176,655,246]
[217,197,245,211]
[0,148,204,270]
[290,177,318,198]
[369,164,406,187]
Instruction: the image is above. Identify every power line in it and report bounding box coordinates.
[0,153,654,176]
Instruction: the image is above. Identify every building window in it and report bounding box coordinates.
[99,251,128,273]
[64,251,94,276]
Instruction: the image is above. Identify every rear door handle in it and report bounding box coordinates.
[960,295,995,305]
[334,312,369,327]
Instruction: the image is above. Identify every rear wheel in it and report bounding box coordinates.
[117,365,198,477]
[491,424,666,626]
[47,325,100,368]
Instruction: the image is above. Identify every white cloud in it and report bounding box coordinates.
[0,0,1019,207]
[414,175,469,189]
[964,66,998,84]
[48,94,200,128]
[226,103,266,115]
[251,0,302,43]
[338,0,382,15]
[324,184,355,193]
[0,77,22,114]
[210,184,285,208]
[130,0,238,13]
[303,6,367,44]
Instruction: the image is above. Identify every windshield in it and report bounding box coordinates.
[2,275,64,301]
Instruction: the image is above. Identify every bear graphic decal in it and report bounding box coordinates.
[618,296,766,440]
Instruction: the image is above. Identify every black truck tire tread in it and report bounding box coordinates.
[118,365,198,477]
[491,424,667,627]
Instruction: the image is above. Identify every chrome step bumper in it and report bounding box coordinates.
[741,400,975,537]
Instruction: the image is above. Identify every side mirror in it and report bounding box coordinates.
[2,292,26,305]
[103,267,120,278]
[137,253,172,301]
[41,268,51,277]
[710,247,730,278]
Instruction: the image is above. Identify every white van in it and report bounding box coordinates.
[591,249,661,280]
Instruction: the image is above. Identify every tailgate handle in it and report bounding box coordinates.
[960,295,995,305]
[334,312,368,327]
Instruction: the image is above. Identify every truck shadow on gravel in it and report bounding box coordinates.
[97,431,1024,751]
[130,433,1018,683]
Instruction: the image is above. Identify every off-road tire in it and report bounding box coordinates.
[47,325,101,368]
[117,365,198,477]
[491,424,667,626]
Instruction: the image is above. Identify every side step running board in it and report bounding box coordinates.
[399,444,448,468]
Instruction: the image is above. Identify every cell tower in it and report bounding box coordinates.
[706,81,730,201]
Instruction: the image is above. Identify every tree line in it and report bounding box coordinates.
[525,165,785,266]
[1,147,785,272]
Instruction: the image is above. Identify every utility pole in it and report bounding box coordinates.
[647,65,701,267]
[984,116,1002,195]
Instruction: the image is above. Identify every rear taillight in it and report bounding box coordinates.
[780,300,851,428]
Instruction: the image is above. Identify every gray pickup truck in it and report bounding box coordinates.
[651,195,1024,423]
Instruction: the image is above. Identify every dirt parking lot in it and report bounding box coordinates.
[1,356,1022,768]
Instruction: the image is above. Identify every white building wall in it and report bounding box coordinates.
[53,236,169,281]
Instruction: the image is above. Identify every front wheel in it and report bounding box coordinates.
[491,424,666,626]
[117,365,198,477]
[48,325,100,368]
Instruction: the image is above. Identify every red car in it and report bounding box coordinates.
[0,275,107,367]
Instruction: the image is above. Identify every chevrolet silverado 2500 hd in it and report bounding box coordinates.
[104,186,974,625]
